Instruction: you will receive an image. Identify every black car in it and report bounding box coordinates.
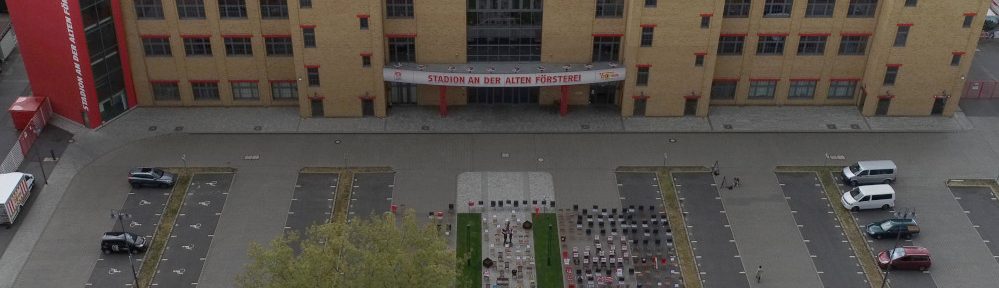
[101,232,147,254]
[866,218,920,239]
[128,167,176,188]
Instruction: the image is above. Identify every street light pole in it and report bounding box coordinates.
[547,224,553,266]
[112,209,139,287]
[466,224,471,266]
[34,148,47,185]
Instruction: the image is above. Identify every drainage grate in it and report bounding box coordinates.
[174,126,184,131]
[850,124,861,130]
[723,124,733,130]
[253,125,263,131]
[148,126,157,131]
[581,124,590,130]
[421,125,430,131]
[826,124,837,130]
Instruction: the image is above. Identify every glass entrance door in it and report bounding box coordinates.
[468,87,539,104]
[589,83,618,105]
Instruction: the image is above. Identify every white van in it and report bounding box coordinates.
[1,172,35,225]
[842,160,897,186]
[842,184,895,212]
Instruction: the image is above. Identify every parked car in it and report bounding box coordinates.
[866,218,920,239]
[841,184,895,212]
[877,246,931,270]
[842,160,897,186]
[127,167,176,188]
[101,232,147,254]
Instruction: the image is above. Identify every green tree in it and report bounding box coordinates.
[237,211,460,288]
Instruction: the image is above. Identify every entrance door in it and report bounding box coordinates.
[390,83,417,105]
[633,98,647,116]
[362,99,375,117]
[468,87,539,104]
[931,97,946,115]
[311,99,324,117]
[875,98,891,116]
[589,84,618,105]
[684,98,698,116]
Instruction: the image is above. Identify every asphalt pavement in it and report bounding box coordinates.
[776,172,868,288]
[285,173,336,248]
[615,172,684,287]
[85,185,171,287]
[151,173,232,287]
[949,186,999,259]
[347,172,394,220]
[673,172,748,288]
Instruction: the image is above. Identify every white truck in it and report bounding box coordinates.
[1,172,35,226]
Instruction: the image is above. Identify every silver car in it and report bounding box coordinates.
[842,160,897,186]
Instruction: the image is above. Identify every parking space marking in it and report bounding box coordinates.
[950,186,999,261]
[85,185,172,287]
[674,172,749,288]
[346,173,395,219]
[284,173,337,252]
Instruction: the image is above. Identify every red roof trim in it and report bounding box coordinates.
[356,14,370,18]
[757,33,789,37]
[640,24,657,28]
[713,78,740,82]
[840,32,873,36]
[953,51,967,55]
[385,33,417,38]
[964,12,978,16]
[149,80,180,84]
[799,33,831,37]
[632,95,650,100]
[636,64,652,68]
[305,65,321,69]
[593,33,624,37]
[700,13,714,17]
[181,34,212,39]
[878,94,896,99]
[720,33,747,37]
[749,78,780,81]
[140,34,170,39]
[829,78,861,81]
[221,34,253,38]
[262,34,292,38]
[694,52,708,56]
[683,94,701,100]
[269,80,298,83]
[359,52,373,56]
[886,63,903,68]
[896,23,914,27]
[190,80,220,83]
[229,80,260,83]
[789,78,820,81]
[299,24,317,29]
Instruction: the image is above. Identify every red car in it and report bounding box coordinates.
[877,246,931,270]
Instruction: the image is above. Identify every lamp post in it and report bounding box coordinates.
[466,224,471,266]
[111,209,139,286]
[547,224,553,266]
[34,148,47,185]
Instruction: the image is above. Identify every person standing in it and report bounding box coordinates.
[755,265,763,283]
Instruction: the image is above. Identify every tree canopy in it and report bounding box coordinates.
[237,211,460,288]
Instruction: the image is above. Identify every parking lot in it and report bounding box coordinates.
[284,173,337,244]
[949,186,999,259]
[85,185,172,287]
[615,172,684,287]
[673,172,748,288]
[776,172,868,288]
[833,175,936,288]
[347,172,394,220]
[151,173,233,287]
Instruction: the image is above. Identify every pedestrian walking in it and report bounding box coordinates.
[734,177,742,187]
[755,265,763,283]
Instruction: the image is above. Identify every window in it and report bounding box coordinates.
[592,36,621,62]
[964,15,975,28]
[884,66,899,85]
[135,0,164,19]
[303,28,316,48]
[894,26,910,47]
[142,37,171,56]
[271,82,298,99]
[176,0,206,19]
[904,0,917,7]
[789,80,817,99]
[388,37,416,62]
[718,36,745,55]
[838,35,868,55]
[265,36,293,56]
[192,82,220,100]
[756,36,786,55]
[701,16,711,28]
[260,0,289,19]
[231,82,260,100]
[828,80,857,99]
[724,0,751,18]
[806,0,835,17]
[952,54,963,66]
[362,55,371,67]
[467,0,542,62]
[695,54,705,66]
[749,80,777,99]
[307,68,320,86]
[645,0,657,7]
[596,0,624,18]
[183,37,212,56]
[300,0,312,8]
[152,82,180,101]
[641,27,654,47]
[797,36,827,55]
[386,0,414,18]
[848,0,877,17]
[764,0,792,17]
[224,37,252,56]
[218,0,247,18]
[637,67,649,86]
[711,81,738,100]
[360,18,369,30]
